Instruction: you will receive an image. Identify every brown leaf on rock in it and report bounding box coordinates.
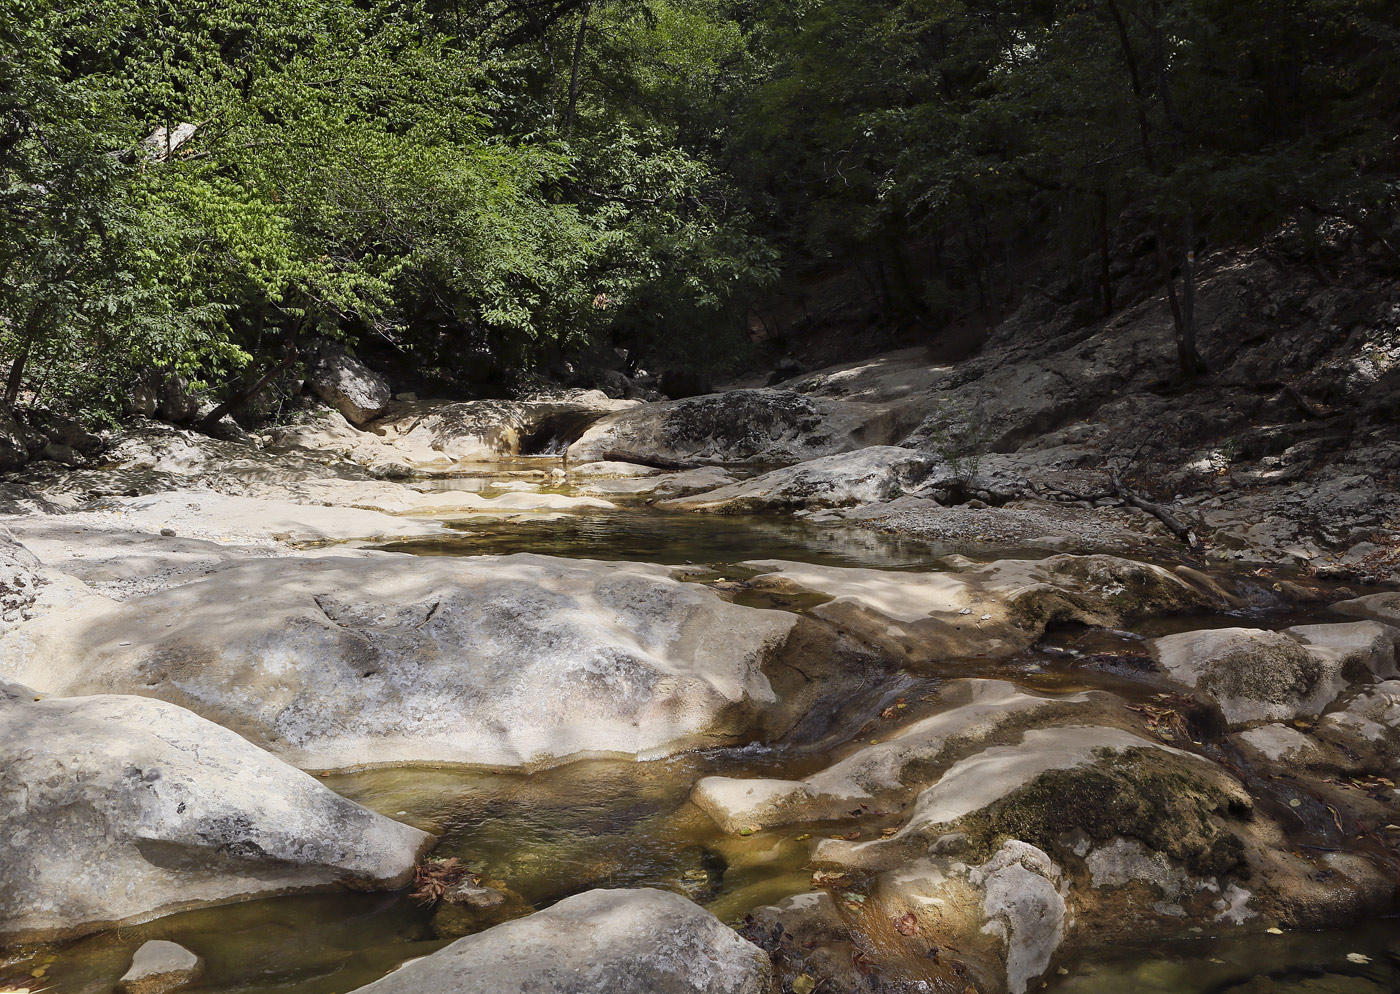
[894,911,920,936]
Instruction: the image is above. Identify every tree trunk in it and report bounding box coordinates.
[564,1,591,135]
[195,342,301,434]
[1178,213,1205,374]
[3,307,46,407]
[1098,191,1114,316]
[1103,0,1204,377]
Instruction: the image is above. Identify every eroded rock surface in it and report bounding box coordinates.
[0,680,432,944]
[1150,622,1400,727]
[567,389,896,467]
[740,554,1215,660]
[346,888,772,994]
[0,554,800,769]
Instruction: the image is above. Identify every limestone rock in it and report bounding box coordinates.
[304,340,392,426]
[0,680,432,944]
[346,888,772,994]
[693,680,1097,833]
[1150,622,1400,727]
[1313,679,1400,772]
[662,446,937,512]
[1331,591,1400,626]
[118,941,202,994]
[0,554,799,769]
[741,554,1213,660]
[567,388,896,467]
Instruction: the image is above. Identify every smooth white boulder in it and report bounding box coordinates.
[0,554,797,769]
[345,888,772,994]
[0,681,432,943]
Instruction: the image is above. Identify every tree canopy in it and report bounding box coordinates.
[2,0,1397,415]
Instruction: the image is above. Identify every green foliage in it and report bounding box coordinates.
[3,0,1397,414]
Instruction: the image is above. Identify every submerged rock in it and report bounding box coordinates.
[0,554,799,769]
[347,888,772,994]
[0,680,432,944]
[117,941,202,994]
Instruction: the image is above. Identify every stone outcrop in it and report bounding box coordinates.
[662,446,937,512]
[0,554,800,769]
[567,389,897,467]
[0,680,432,944]
[304,340,392,426]
[117,941,203,994]
[1150,622,1400,727]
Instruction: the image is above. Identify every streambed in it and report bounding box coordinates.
[2,469,1396,994]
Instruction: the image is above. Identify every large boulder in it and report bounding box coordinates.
[566,389,896,467]
[346,888,771,994]
[662,446,937,512]
[156,372,200,424]
[738,554,1217,660]
[0,554,800,769]
[0,680,432,944]
[304,340,392,426]
[1149,622,1400,727]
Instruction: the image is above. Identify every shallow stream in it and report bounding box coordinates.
[4,466,1396,994]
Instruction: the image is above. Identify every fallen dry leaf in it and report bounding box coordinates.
[894,911,920,936]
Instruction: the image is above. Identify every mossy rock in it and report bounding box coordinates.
[961,747,1251,877]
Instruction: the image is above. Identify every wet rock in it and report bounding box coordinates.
[0,554,800,769]
[347,888,772,994]
[117,941,202,994]
[567,389,896,467]
[741,554,1214,661]
[1331,592,1400,626]
[813,725,1246,870]
[693,680,1100,833]
[1150,623,1400,727]
[1232,723,1332,769]
[0,679,432,944]
[429,876,531,939]
[1313,679,1400,773]
[10,491,451,546]
[662,446,937,512]
[304,340,391,426]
